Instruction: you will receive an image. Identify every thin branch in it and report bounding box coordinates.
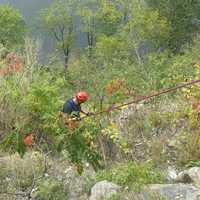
[52,29,61,41]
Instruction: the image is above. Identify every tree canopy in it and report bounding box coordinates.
[0,5,26,47]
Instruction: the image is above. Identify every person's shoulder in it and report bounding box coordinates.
[65,98,73,103]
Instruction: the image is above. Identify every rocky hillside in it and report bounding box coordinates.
[1,100,200,200]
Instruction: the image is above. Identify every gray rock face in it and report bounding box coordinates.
[175,167,200,185]
[89,180,121,200]
[89,182,200,200]
[147,184,200,200]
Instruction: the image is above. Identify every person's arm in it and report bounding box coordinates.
[80,109,88,115]
[80,109,94,116]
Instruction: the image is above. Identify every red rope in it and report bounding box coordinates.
[85,79,200,118]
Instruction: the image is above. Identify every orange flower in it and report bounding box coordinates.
[24,134,33,147]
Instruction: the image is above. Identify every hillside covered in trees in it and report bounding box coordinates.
[1,0,200,199]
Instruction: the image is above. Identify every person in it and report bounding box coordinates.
[62,91,93,128]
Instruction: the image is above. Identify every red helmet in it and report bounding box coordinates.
[76,91,89,102]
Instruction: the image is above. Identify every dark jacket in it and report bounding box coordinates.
[63,98,81,115]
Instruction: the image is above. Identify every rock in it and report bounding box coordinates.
[146,184,200,200]
[175,167,200,185]
[93,184,200,200]
[89,180,121,200]
[167,167,178,182]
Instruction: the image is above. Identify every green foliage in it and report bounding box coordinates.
[186,160,200,168]
[0,5,26,47]
[95,0,122,36]
[78,0,123,50]
[78,3,97,48]
[0,68,31,132]
[165,41,200,85]
[34,178,68,200]
[174,130,200,167]
[94,35,127,62]
[39,0,75,70]
[0,60,104,172]
[0,152,46,192]
[3,0,200,184]
[23,76,64,134]
[0,129,26,158]
[58,118,103,173]
[123,3,170,52]
[96,162,165,191]
[0,43,8,59]
[67,55,118,109]
[101,122,129,154]
[39,0,74,37]
[161,37,200,166]
[146,0,200,52]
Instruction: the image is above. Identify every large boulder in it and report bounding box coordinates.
[175,167,200,185]
[146,184,200,200]
[89,183,200,200]
[89,180,121,200]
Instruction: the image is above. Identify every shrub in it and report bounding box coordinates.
[34,178,68,200]
[0,152,46,193]
[96,162,165,191]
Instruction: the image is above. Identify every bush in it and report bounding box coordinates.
[0,152,47,193]
[34,178,68,200]
[57,118,103,174]
[96,162,165,191]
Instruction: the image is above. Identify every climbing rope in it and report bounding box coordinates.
[84,79,200,119]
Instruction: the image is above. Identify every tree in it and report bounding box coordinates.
[145,0,200,52]
[95,0,122,36]
[78,0,98,56]
[115,0,135,23]
[0,5,26,47]
[122,2,170,64]
[40,0,75,76]
[78,0,122,56]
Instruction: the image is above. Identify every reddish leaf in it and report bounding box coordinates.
[24,134,33,147]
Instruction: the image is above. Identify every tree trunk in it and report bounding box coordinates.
[64,55,68,80]
[87,32,94,57]
[63,46,70,80]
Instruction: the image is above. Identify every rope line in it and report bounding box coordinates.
[84,79,200,118]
